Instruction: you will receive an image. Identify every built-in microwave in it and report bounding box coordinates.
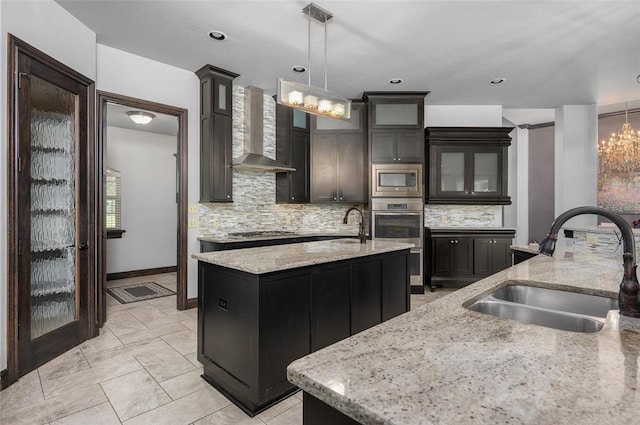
[371,163,423,198]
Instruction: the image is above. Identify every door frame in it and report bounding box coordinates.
[5,34,96,386]
[96,91,188,328]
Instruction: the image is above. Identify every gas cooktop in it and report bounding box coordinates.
[226,231,297,239]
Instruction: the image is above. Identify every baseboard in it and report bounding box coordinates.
[186,297,198,309]
[107,266,177,281]
[0,369,8,391]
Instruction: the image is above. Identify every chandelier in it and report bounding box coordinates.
[276,3,351,121]
[598,106,640,173]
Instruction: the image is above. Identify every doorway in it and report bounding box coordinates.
[96,91,188,327]
[6,35,96,383]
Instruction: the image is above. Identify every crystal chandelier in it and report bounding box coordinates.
[276,3,351,121]
[598,106,640,173]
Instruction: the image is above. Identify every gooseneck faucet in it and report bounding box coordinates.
[538,206,640,318]
[343,207,367,244]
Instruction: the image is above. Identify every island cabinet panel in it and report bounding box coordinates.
[310,266,351,351]
[197,248,410,416]
[351,259,383,334]
[261,273,311,400]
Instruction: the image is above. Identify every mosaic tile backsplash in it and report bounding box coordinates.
[199,86,365,236]
[199,86,502,235]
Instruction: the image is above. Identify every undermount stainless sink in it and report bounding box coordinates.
[466,282,618,333]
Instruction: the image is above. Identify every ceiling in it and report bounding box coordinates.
[58,0,640,124]
[106,103,178,136]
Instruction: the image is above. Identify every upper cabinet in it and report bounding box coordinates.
[276,105,310,203]
[310,101,367,203]
[425,127,513,205]
[364,92,428,164]
[196,65,239,203]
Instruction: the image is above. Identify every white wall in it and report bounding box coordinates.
[554,105,598,228]
[0,0,97,373]
[425,105,503,127]
[106,126,177,274]
[96,44,200,298]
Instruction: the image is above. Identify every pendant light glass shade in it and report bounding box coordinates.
[276,3,351,121]
[277,78,351,120]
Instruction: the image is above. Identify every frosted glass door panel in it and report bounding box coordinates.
[374,104,418,126]
[29,75,77,340]
[474,153,498,192]
[440,152,465,192]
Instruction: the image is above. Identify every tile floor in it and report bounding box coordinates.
[0,273,456,425]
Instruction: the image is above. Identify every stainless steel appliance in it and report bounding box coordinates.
[371,163,423,198]
[371,198,424,292]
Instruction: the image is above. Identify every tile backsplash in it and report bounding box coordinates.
[199,86,363,236]
[424,205,503,228]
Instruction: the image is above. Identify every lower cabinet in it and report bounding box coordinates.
[197,249,409,415]
[427,228,515,288]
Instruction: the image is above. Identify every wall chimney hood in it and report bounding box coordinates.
[232,86,295,172]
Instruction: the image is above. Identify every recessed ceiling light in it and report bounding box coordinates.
[208,30,228,41]
[389,78,403,84]
[489,78,506,85]
[292,65,307,73]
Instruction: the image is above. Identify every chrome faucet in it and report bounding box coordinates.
[343,207,367,244]
[538,206,640,318]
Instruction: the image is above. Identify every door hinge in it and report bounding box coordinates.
[17,155,22,173]
[17,239,22,256]
[17,323,21,340]
[18,72,30,89]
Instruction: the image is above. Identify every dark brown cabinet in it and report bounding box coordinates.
[427,228,515,289]
[196,65,239,202]
[426,127,513,205]
[276,105,310,203]
[474,237,512,276]
[365,92,428,164]
[310,102,367,203]
[197,248,409,415]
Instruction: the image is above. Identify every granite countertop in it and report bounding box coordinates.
[426,226,517,232]
[510,243,540,254]
[192,239,414,274]
[288,249,640,424]
[198,232,361,243]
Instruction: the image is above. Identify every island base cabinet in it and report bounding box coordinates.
[197,249,410,416]
[303,392,360,425]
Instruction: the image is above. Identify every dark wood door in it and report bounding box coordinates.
[310,266,351,351]
[337,134,366,202]
[15,49,93,377]
[394,132,423,162]
[382,251,409,321]
[491,238,512,273]
[211,113,233,201]
[432,238,455,276]
[311,134,338,202]
[351,259,382,334]
[289,130,310,202]
[370,132,396,162]
[452,238,474,276]
[473,238,493,276]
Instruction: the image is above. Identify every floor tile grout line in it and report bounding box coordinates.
[100,360,148,424]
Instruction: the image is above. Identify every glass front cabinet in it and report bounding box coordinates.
[426,127,513,205]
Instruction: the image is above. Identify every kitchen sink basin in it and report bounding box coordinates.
[466,282,617,333]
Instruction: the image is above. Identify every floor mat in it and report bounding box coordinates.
[106,281,175,304]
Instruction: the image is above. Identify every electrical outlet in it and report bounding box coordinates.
[586,235,598,244]
[285,214,291,225]
[188,218,199,228]
[440,216,448,225]
[188,204,198,214]
[213,218,219,228]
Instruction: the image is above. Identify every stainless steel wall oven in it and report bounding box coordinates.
[371,198,424,292]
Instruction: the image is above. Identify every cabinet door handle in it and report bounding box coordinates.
[339,196,344,200]
[226,194,230,199]
[456,240,459,244]
[291,196,295,200]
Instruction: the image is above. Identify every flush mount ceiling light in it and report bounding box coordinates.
[489,78,506,85]
[127,111,155,125]
[276,3,351,121]
[389,78,403,85]
[208,30,227,41]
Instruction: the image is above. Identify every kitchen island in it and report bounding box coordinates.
[192,239,413,415]
[288,247,640,424]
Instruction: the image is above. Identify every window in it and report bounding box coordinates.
[106,167,122,230]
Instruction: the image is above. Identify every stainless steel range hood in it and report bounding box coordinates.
[232,86,295,172]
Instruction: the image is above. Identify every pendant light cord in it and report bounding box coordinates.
[307,10,311,86]
[324,17,328,90]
